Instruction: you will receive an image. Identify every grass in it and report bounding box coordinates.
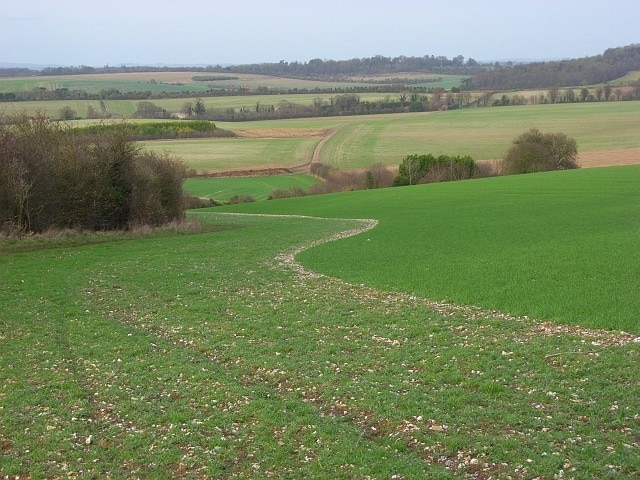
[207,101,640,170]
[115,102,640,173]
[5,99,639,173]
[183,174,321,201]
[1,212,638,478]
[216,166,640,334]
[313,102,640,168]
[141,136,320,172]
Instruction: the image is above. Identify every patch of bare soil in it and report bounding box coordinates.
[235,128,329,139]
[577,148,640,168]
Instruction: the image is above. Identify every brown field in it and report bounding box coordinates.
[234,128,329,138]
[578,147,640,168]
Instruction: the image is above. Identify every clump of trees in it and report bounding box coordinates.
[394,154,477,186]
[0,115,187,234]
[393,129,578,187]
[502,129,579,174]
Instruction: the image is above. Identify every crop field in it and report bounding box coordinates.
[217,166,640,334]
[142,135,321,173]
[271,102,640,168]
[0,71,464,95]
[132,101,640,174]
[3,92,437,119]
[2,166,638,478]
[183,174,320,201]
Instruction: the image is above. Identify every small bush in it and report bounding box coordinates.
[268,187,306,200]
[227,195,255,204]
[310,162,394,194]
[474,160,501,178]
[395,154,476,186]
[502,129,578,175]
[184,195,217,209]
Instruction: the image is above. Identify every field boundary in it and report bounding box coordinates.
[207,212,640,345]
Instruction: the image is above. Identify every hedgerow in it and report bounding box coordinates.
[0,115,187,234]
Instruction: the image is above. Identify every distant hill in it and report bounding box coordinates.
[469,44,640,90]
[2,45,639,91]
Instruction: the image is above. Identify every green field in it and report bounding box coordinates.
[4,99,639,175]
[216,166,640,333]
[258,102,640,168]
[183,174,321,201]
[138,102,640,173]
[2,167,638,477]
[142,136,320,172]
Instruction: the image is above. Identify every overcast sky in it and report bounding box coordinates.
[1,0,638,67]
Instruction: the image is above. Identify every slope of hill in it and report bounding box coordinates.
[470,44,640,90]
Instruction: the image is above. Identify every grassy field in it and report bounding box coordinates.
[2,203,638,478]
[183,174,321,201]
[4,99,638,174]
[135,101,640,173]
[142,135,321,173]
[296,101,640,168]
[216,166,640,334]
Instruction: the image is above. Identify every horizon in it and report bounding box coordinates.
[1,0,639,68]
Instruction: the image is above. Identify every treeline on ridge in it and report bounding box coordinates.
[470,44,640,90]
[0,53,484,78]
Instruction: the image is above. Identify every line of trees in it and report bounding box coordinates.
[223,54,485,78]
[0,115,187,234]
[0,83,441,103]
[0,54,486,79]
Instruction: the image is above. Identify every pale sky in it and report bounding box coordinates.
[1,0,638,67]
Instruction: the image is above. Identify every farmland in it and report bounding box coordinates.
[214,165,640,333]
[0,71,465,94]
[218,102,640,168]
[1,92,419,118]
[144,135,320,173]
[2,167,639,478]
[184,174,320,201]
[148,102,640,175]
[2,63,640,479]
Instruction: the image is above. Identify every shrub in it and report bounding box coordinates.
[309,162,394,194]
[227,195,255,204]
[184,195,217,209]
[395,154,476,186]
[502,129,578,175]
[0,114,186,234]
[474,160,501,178]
